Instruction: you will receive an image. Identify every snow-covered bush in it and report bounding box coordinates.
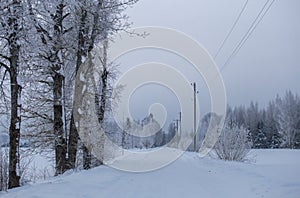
[214,125,251,161]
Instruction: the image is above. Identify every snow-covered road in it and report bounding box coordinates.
[1,149,299,198]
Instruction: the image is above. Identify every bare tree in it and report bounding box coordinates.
[0,0,28,188]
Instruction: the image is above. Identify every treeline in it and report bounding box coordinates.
[105,113,177,149]
[108,90,300,152]
[200,91,300,149]
[0,0,138,189]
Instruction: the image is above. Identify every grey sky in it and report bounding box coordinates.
[117,0,300,125]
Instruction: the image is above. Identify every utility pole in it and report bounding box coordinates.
[191,82,198,152]
[174,119,179,133]
[179,112,182,138]
[174,112,182,146]
[122,112,125,154]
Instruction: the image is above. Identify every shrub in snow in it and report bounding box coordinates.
[214,125,252,162]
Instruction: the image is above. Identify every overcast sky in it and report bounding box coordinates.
[116,0,300,126]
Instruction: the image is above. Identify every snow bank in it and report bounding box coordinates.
[1,149,299,198]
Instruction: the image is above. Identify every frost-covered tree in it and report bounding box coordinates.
[198,112,220,150]
[205,92,299,150]
[264,101,282,148]
[166,122,176,144]
[23,0,138,173]
[68,0,138,170]
[27,0,75,175]
[103,114,164,149]
[122,117,131,148]
[253,120,267,148]
[245,102,260,146]
[276,91,300,148]
[231,106,247,128]
[0,0,29,188]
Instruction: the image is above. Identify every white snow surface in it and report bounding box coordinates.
[1,149,299,198]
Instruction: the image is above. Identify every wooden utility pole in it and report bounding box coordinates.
[179,112,182,137]
[192,82,197,152]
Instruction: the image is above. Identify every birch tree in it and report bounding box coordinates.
[68,0,138,170]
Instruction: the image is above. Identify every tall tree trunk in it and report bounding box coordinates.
[68,0,106,169]
[67,114,78,169]
[53,73,66,175]
[82,146,91,170]
[8,0,21,189]
[67,7,87,170]
[8,56,21,189]
[52,1,68,175]
[94,39,108,165]
[98,39,108,126]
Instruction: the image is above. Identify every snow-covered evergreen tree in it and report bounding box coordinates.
[253,121,267,148]
[264,101,282,148]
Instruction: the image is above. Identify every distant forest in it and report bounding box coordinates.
[103,90,300,150]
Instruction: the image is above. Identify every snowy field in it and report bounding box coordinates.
[1,149,299,198]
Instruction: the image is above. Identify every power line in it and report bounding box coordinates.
[221,0,275,70]
[221,0,276,71]
[214,0,249,59]
[231,0,276,63]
